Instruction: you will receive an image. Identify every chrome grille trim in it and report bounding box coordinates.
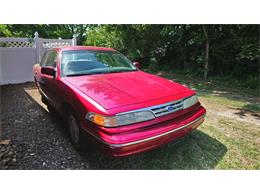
[116,98,185,117]
[150,99,184,117]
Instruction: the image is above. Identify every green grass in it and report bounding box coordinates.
[201,118,260,169]
[98,129,228,169]
[98,70,260,169]
[201,94,260,112]
[100,116,259,170]
[146,69,260,97]
[243,103,260,113]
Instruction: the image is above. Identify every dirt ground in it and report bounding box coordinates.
[200,96,260,125]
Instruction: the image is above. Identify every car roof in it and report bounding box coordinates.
[52,46,116,52]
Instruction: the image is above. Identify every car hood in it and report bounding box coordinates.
[64,71,191,110]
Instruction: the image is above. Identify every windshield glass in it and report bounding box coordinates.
[61,50,136,76]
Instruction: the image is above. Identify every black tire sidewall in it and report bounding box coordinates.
[67,109,87,151]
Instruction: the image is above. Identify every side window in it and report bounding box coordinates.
[41,50,58,67]
[40,52,48,67]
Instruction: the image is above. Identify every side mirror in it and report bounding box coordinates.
[41,66,56,77]
[133,61,141,69]
[33,63,40,68]
[33,63,40,72]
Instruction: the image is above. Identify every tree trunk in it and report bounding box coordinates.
[202,25,209,80]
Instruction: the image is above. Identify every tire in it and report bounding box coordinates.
[47,103,57,113]
[67,110,89,152]
[47,104,60,118]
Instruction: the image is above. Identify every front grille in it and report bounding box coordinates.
[150,99,184,117]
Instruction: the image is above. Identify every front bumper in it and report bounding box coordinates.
[82,104,206,156]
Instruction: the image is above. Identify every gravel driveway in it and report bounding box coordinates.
[1,82,188,169]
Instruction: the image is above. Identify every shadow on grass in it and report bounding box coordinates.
[230,107,260,120]
[242,103,260,113]
[2,82,227,170]
[82,130,227,170]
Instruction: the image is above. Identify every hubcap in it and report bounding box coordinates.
[68,115,79,144]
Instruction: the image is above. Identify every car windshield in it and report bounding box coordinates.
[61,50,137,76]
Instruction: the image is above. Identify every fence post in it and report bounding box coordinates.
[72,34,77,46]
[0,47,2,85]
[34,32,40,63]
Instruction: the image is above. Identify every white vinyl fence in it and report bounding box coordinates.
[0,32,77,85]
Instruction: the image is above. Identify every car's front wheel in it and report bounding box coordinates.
[68,114,80,145]
[67,111,89,152]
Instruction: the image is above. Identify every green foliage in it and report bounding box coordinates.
[3,24,94,44]
[85,24,259,89]
[85,25,165,66]
[85,25,123,49]
[0,24,11,36]
[243,74,260,89]
[1,24,259,89]
[238,43,260,61]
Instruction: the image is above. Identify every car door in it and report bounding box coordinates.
[38,50,59,106]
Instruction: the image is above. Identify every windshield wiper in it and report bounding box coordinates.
[107,69,137,74]
[66,72,107,77]
[66,69,137,77]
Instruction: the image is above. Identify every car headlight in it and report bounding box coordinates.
[86,111,155,127]
[183,95,198,109]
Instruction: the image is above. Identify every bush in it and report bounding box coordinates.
[243,74,260,90]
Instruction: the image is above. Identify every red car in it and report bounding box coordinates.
[33,46,206,156]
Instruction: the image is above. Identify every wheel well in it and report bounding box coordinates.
[60,102,84,121]
[60,102,72,119]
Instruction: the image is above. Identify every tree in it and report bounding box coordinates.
[202,25,209,80]
[0,24,12,37]
[55,24,95,45]
[5,24,94,44]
